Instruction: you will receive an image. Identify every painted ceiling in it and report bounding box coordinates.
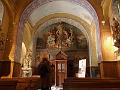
[29,1,93,26]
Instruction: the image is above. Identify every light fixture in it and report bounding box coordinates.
[113,39,116,43]
[101,20,105,25]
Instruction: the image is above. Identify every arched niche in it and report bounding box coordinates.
[33,18,91,77]
[0,0,4,23]
[15,0,102,74]
[0,0,4,58]
[20,42,27,65]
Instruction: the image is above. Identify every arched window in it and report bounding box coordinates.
[0,0,4,31]
[0,0,4,23]
[0,0,4,52]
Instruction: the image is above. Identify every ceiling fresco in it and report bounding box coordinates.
[29,1,93,26]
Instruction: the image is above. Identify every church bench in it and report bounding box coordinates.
[13,77,41,90]
[0,76,40,90]
[63,78,120,90]
[64,77,120,83]
[0,79,17,90]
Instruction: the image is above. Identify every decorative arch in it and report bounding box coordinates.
[15,0,102,63]
[33,17,92,65]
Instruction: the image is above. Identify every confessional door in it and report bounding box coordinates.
[55,60,67,86]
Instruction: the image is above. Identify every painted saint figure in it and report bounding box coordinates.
[47,32,55,48]
[56,24,63,48]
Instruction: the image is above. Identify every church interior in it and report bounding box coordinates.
[0,0,120,90]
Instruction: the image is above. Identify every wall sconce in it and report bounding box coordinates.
[101,20,105,25]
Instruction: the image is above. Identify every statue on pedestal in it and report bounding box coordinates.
[22,49,32,77]
[112,18,120,59]
[112,18,120,47]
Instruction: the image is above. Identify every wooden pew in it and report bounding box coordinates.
[0,79,17,90]
[14,77,41,90]
[63,78,120,90]
[0,76,40,90]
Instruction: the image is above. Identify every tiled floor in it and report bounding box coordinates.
[38,85,63,90]
[51,85,63,90]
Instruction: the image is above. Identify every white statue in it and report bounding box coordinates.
[22,49,32,77]
[23,49,32,68]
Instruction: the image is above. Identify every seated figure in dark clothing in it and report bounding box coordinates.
[38,58,51,90]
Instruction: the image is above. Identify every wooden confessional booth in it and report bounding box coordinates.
[51,51,67,86]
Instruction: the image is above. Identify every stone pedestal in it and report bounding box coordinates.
[21,67,32,77]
